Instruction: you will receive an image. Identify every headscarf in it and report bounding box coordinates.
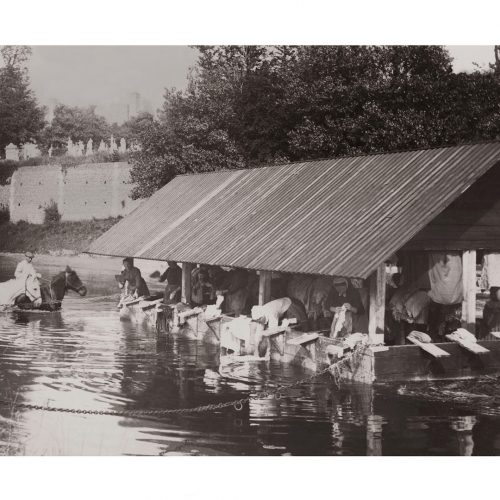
[490,286,500,301]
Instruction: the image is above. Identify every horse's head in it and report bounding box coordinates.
[25,275,42,307]
[64,266,87,296]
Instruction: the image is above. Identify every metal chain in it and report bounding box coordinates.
[0,348,356,418]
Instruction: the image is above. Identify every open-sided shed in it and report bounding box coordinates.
[88,141,500,339]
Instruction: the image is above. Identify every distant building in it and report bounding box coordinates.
[46,98,60,122]
[97,91,153,124]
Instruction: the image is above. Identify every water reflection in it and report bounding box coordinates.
[0,253,500,455]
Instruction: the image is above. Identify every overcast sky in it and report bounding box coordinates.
[25,45,496,118]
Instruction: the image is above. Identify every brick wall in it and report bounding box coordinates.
[9,162,141,224]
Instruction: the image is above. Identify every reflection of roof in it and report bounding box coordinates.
[88,142,500,278]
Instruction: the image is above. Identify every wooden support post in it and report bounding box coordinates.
[461,250,477,334]
[368,264,386,344]
[181,262,194,304]
[258,270,272,306]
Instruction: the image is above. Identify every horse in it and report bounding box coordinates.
[0,274,42,308]
[14,266,87,311]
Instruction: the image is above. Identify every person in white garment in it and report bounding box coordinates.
[14,252,39,280]
[251,297,292,328]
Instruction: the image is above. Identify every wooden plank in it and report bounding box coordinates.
[258,270,272,306]
[141,299,163,311]
[260,325,287,337]
[178,308,202,321]
[181,262,194,304]
[205,316,223,324]
[121,298,141,307]
[287,333,320,346]
[406,336,450,358]
[462,250,477,333]
[368,263,386,343]
[445,334,490,354]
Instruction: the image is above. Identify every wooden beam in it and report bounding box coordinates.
[287,333,320,346]
[368,264,386,343]
[181,262,194,304]
[461,250,477,333]
[407,336,450,358]
[446,333,489,354]
[258,270,272,306]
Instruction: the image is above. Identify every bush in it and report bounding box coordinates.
[0,160,18,185]
[44,200,61,224]
[0,207,9,223]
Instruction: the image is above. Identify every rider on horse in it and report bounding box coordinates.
[15,251,41,281]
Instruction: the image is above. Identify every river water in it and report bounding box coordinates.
[1,253,500,456]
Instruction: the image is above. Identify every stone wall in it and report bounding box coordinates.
[10,165,62,224]
[8,162,141,224]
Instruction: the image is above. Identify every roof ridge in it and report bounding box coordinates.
[174,139,500,178]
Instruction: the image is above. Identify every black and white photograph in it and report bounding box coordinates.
[1,2,500,497]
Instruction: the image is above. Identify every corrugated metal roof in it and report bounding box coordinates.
[87,142,500,279]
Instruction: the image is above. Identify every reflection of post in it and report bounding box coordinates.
[450,416,476,456]
[366,414,383,456]
[331,420,344,451]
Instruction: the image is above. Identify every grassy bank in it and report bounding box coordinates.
[0,217,120,254]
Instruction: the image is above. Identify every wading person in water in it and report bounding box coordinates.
[483,286,500,335]
[118,257,150,298]
[159,261,182,303]
[325,277,364,337]
[15,251,40,280]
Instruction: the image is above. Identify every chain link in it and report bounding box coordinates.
[0,348,356,418]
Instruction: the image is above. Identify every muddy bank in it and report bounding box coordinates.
[0,218,120,255]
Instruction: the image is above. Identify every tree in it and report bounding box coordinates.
[42,104,110,150]
[110,111,154,144]
[0,46,32,71]
[493,45,500,78]
[130,45,500,198]
[129,91,244,198]
[0,46,45,154]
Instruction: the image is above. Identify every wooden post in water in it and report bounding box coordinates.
[462,250,477,334]
[181,262,194,305]
[368,263,386,344]
[258,270,272,306]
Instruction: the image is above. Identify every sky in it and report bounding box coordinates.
[23,45,497,122]
[28,46,199,120]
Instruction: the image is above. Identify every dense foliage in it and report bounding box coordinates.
[41,104,110,151]
[41,106,155,153]
[130,45,500,199]
[0,46,46,154]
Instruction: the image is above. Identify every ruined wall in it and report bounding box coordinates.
[9,162,141,224]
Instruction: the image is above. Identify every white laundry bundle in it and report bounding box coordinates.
[407,331,432,344]
[204,304,221,320]
[220,316,252,353]
[343,332,368,350]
